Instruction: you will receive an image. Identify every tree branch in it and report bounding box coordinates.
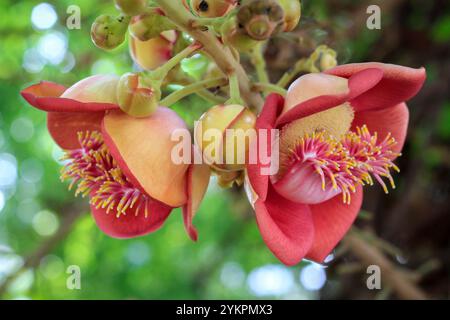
[343,232,428,300]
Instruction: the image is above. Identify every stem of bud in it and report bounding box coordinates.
[160,77,227,107]
[226,73,244,105]
[149,43,203,82]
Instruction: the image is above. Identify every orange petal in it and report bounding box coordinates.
[102,108,189,207]
[182,147,211,241]
[61,74,120,105]
[21,76,120,113]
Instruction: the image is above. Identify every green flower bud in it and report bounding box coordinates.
[237,0,284,40]
[221,16,262,54]
[91,14,129,50]
[129,9,176,42]
[278,0,302,32]
[116,73,161,118]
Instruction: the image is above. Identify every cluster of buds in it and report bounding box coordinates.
[220,0,302,54]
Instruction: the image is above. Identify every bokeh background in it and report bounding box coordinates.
[0,0,449,300]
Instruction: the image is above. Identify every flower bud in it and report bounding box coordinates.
[278,0,302,32]
[319,51,338,71]
[129,9,175,42]
[214,169,245,189]
[91,14,129,50]
[116,73,161,118]
[114,0,146,16]
[221,17,261,54]
[129,31,177,70]
[190,0,237,18]
[194,104,257,172]
[237,0,284,40]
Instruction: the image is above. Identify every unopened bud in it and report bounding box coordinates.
[114,0,146,16]
[237,0,284,40]
[214,169,245,188]
[319,51,338,71]
[221,17,261,54]
[116,73,160,118]
[91,14,129,50]
[129,31,177,70]
[129,9,175,42]
[194,104,257,172]
[278,0,302,32]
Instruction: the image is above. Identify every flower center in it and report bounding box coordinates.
[276,125,400,204]
[278,103,355,178]
[60,131,150,217]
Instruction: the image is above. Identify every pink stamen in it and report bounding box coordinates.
[61,131,151,217]
[286,125,401,204]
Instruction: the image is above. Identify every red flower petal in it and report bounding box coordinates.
[21,80,119,113]
[47,112,105,150]
[90,197,173,239]
[352,103,409,155]
[255,184,314,266]
[276,69,383,127]
[247,94,284,202]
[326,63,426,112]
[182,151,211,241]
[306,186,363,262]
[102,108,189,208]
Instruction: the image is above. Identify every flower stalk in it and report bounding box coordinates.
[160,77,227,107]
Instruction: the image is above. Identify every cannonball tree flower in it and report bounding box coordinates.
[246,63,426,266]
[21,74,210,240]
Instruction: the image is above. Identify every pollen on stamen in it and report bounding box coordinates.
[287,125,401,204]
[60,131,150,218]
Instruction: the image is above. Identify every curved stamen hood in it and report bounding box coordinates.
[272,126,400,205]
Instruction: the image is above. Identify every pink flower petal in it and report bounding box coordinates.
[276,69,383,127]
[255,184,314,266]
[352,103,409,155]
[306,186,363,262]
[326,63,426,112]
[21,80,119,113]
[90,196,173,239]
[272,162,341,205]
